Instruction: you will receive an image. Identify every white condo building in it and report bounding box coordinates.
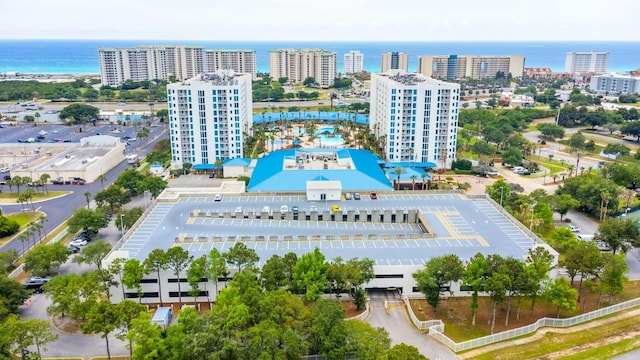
[204,50,257,79]
[269,49,337,88]
[565,51,609,73]
[370,71,460,168]
[99,45,204,86]
[167,71,253,170]
[343,50,364,74]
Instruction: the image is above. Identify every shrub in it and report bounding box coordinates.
[0,216,20,237]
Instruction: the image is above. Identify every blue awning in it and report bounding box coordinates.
[192,164,215,170]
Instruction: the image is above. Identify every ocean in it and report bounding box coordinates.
[0,40,638,75]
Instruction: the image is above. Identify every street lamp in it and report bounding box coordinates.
[120,213,125,239]
[144,190,150,209]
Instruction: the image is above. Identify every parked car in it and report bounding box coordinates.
[208,173,216,178]
[332,205,341,212]
[69,238,88,247]
[262,206,270,213]
[0,167,9,173]
[214,194,223,201]
[235,206,243,214]
[280,205,289,213]
[23,279,45,293]
[370,192,378,200]
[292,205,300,214]
[71,177,86,185]
[67,244,81,253]
[344,192,352,200]
[30,276,51,283]
[512,166,525,174]
[353,192,361,200]
[569,225,580,232]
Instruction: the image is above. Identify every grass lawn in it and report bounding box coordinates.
[0,190,68,201]
[470,315,640,360]
[410,281,640,343]
[6,212,41,227]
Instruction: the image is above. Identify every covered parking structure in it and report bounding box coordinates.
[105,191,556,306]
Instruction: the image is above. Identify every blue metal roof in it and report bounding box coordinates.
[383,161,438,168]
[248,149,393,192]
[192,164,215,170]
[223,158,251,166]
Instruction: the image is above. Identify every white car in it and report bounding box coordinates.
[262,206,270,213]
[235,206,243,213]
[569,225,580,232]
[214,194,223,201]
[280,205,289,213]
[69,238,88,247]
[0,167,9,173]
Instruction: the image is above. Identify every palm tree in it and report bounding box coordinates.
[84,192,92,209]
[410,175,417,190]
[421,173,427,190]
[392,167,406,190]
[98,174,107,189]
[39,173,51,194]
[18,231,30,253]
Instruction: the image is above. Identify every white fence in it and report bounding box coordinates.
[403,296,640,353]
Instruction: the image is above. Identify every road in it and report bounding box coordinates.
[0,125,168,257]
[367,293,458,360]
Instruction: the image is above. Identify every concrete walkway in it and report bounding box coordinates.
[366,293,458,360]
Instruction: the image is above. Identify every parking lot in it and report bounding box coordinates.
[0,121,165,165]
[117,192,536,266]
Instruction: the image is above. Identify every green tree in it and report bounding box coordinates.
[44,273,86,318]
[536,122,565,140]
[0,275,30,322]
[413,256,448,312]
[600,253,629,301]
[94,185,131,213]
[549,193,580,220]
[557,174,619,217]
[205,248,227,300]
[260,254,288,291]
[122,258,146,302]
[544,277,578,317]
[386,343,428,360]
[114,300,146,359]
[0,249,19,275]
[5,315,58,360]
[309,299,347,358]
[568,132,586,151]
[24,242,69,276]
[223,242,259,272]
[502,147,524,166]
[67,207,108,233]
[602,143,631,158]
[598,217,640,254]
[82,300,119,360]
[463,253,486,326]
[341,320,391,359]
[58,103,99,124]
[159,246,197,307]
[137,176,167,198]
[526,247,555,314]
[143,249,168,306]
[291,248,327,301]
[128,313,168,360]
[187,256,206,305]
[486,272,508,334]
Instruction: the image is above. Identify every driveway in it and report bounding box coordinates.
[367,292,458,360]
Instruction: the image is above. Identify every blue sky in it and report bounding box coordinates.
[2,0,638,41]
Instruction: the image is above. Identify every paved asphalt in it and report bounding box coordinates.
[0,123,168,257]
[367,293,458,360]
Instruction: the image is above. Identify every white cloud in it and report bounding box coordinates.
[0,0,638,40]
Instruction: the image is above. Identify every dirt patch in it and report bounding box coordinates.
[341,299,366,319]
[52,315,84,334]
[545,329,640,359]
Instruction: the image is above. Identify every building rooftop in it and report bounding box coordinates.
[247,149,393,192]
[114,192,537,267]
